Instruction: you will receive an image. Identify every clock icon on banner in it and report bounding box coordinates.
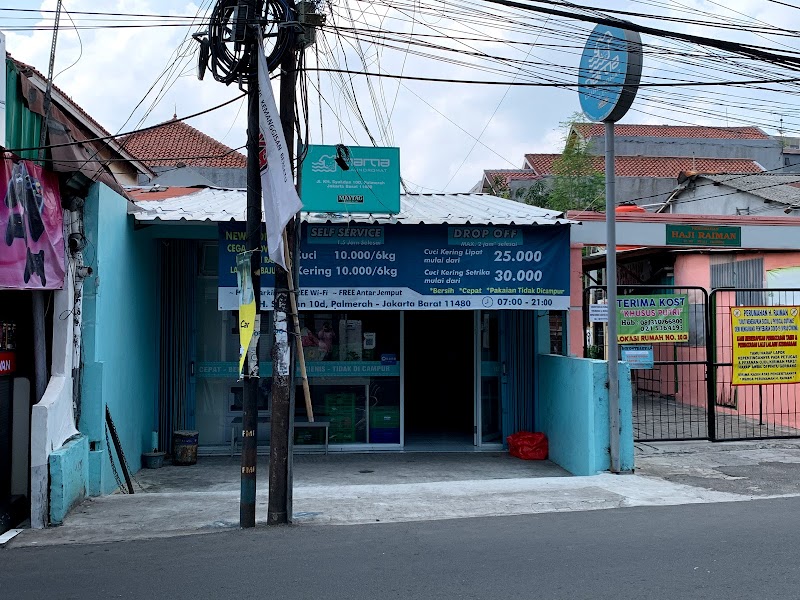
[482,297,493,307]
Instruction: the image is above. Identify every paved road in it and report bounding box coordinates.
[4,497,800,599]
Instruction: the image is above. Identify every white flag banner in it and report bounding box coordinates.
[256,45,302,271]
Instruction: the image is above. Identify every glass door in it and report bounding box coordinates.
[476,311,503,446]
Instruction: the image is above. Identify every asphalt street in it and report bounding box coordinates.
[4,496,800,600]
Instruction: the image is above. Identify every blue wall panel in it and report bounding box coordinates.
[80,184,159,494]
[537,354,634,475]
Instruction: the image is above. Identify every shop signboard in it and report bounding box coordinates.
[218,223,570,311]
[617,294,689,344]
[731,306,800,385]
[666,224,741,248]
[578,24,642,123]
[0,351,15,376]
[300,145,400,214]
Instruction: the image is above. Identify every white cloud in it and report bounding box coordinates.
[3,0,800,191]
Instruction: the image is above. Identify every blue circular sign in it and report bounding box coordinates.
[578,24,642,123]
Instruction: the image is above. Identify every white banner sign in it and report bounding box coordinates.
[257,44,302,271]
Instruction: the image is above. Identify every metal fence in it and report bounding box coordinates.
[584,285,800,442]
[584,285,712,442]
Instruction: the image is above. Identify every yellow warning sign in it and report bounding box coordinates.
[731,306,800,385]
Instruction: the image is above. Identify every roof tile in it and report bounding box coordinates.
[121,119,246,169]
[573,123,770,140]
[523,154,763,177]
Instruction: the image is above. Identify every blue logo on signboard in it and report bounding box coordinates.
[578,24,642,123]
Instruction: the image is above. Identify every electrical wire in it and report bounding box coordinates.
[4,93,247,154]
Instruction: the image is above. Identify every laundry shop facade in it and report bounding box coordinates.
[131,189,572,454]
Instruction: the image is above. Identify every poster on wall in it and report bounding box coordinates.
[0,160,65,289]
[617,294,689,344]
[731,306,800,385]
[218,222,570,311]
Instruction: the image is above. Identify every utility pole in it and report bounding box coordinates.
[31,0,63,405]
[198,0,319,528]
[240,10,262,528]
[267,47,298,526]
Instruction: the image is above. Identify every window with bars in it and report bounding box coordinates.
[710,257,764,305]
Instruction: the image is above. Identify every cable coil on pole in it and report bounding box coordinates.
[196,0,297,86]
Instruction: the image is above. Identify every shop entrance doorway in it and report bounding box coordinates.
[404,310,474,449]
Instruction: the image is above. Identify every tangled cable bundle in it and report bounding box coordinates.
[206,0,297,85]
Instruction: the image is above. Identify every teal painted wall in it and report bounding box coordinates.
[49,435,89,525]
[6,59,42,159]
[537,354,633,475]
[80,183,158,494]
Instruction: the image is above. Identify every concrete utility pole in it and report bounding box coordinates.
[267,48,298,526]
[240,18,263,528]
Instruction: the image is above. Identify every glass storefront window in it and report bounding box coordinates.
[194,273,401,447]
[295,311,401,445]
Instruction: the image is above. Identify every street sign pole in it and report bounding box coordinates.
[604,121,620,472]
[578,23,642,474]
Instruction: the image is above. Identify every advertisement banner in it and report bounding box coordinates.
[617,294,689,344]
[257,44,302,270]
[236,252,257,378]
[0,160,65,289]
[731,306,800,385]
[218,223,570,311]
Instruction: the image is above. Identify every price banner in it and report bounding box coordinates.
[218,223,570,311]
[732,306,800,385]
[617,294,689,344]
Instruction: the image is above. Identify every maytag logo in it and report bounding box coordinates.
[338,195,364,204]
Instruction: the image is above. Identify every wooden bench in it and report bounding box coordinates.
[230,417,330,456]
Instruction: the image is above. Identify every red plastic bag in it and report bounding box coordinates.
[507,431,548,460]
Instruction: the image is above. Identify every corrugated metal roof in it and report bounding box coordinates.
[700,173,800,205]
[128,188,572,225]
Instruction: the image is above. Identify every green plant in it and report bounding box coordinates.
[587,344,604,359]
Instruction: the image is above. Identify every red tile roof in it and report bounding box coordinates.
[127,186,202,201]
[121,119,247,169]
[573,123,770,140]
[523,154,763,178]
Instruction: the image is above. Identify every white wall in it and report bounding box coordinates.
[29,211,80,528]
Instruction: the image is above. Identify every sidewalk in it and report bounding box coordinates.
[8,442,800,548]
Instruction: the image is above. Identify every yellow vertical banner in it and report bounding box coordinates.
[731,306,800,385]
[237,252,256,378]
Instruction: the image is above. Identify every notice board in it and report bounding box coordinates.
[731,306,800,385]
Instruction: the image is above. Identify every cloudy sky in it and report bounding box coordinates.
[5,0,800,192]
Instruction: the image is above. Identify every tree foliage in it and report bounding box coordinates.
[514,114,605,213]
